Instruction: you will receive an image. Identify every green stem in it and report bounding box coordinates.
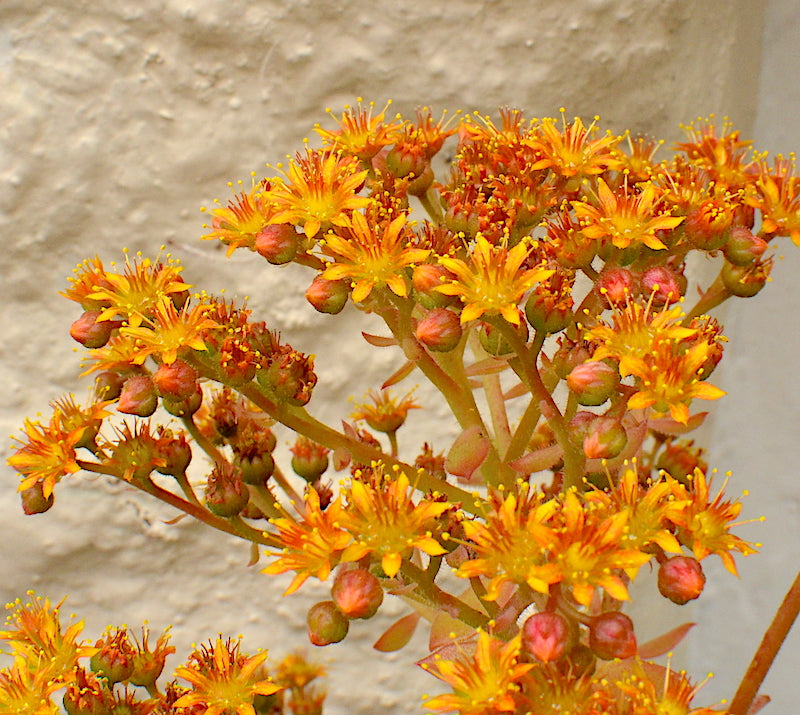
[181,416,228,467]
[684,273,732,322]
[419,187,444,223]
[248,483,283,520]
[400,561,490,631]
[728,570,800,715]
[504,331,546,465]
[271,464,303,505]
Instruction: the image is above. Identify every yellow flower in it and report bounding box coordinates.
[174,637,280,715]
[573,178,684,251]
[351,389,420,433]
[263,489,352,595]
[747,157,800,245]
[456,487,561,601]
[339,467,451,577]
[422,631,533,715]
[88,253,189,328]
[81,333,146,375]
[322,212,429,303]
[437,234,553,324]
[120,298,218,365]
[267,149,371,238]
[0,661,61,715]
[8,415,83,498]
[203,181,274,255]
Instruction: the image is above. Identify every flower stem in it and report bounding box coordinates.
[728,569,800,715]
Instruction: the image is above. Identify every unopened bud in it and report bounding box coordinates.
[332,568,384,619]
[307,601,349,646]
[255,224,299,264]
[70,311,120,349]
[20,481,54,515]
[567,361,618,406]
[305,276,350,314]
[521,612,571,662]
[582,417,627,460]
[162,384,203,418]
[153,359,198,401]
[117,375,158,417]
[413,264,455,309]
[596,268,637,308]
[721,258,771,298]
[524,291,572,335]
[416,308,462,352]
[658,555,706,605]
[589,612,637,660]
[94,371,124,401]
[684,203,732,250]
[478,320,528,357]
[723,226,767,266]
[640,265,685,306]
[234,452,275,485]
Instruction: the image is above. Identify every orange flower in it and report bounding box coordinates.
[573,178,684,251]
[0,593,97,685]
[0,661,61,715]
[748,157,800,245]
[423,631,533,715]
[339,467,451,577]
[8,415,83,498]
[120,298,218,365]
[456,487,561,601]
[549,491,651,607]
[202,180,274,255]
[437,234,553,324]
[174,637,280,715]
[667,469,758,575]
[351,389,420,433]
[263,489,352,595]
[321,212,429,302]
[315,99,402,160]
[267,149,371,238]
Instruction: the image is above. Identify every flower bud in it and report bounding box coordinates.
[70,310,121,349]
[117,375,158,417]
[478,320,528,357]
[521,612,571,663]
[568,411,598,447]
[655,439,707,486]
[20,481,54,515]
[204,463,249,517]
[307,601,349,646]
[255,223,299,264]
[524,290,572,335]
[588,612,637,660]
[407,165,435,197]
[658,555,706,605]
[684,203,733,250]
[721,257,771,298]
[234,452,275,486]
[331,568,384,619]
[552,339,591,380]
[305,276,349,314]
[582,417,627,460]
[154,428,192,477]
[128,629,175,688]
[416,308,462,352]
[162,384,204,418]
[413,264,455,309]
[640,265,685,306]
[595,268,637,308]
[153,359,198,401]
[723,226,767,266]
[567,361,618,406]
[94,371,124,401]
[290,437,330,482]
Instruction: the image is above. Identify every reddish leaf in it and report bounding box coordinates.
[373,612,420,652]
[649,411,708,436]
[509,444,564,474]
[638,622,695,659]
[362,331,398,347]
[748,695,771,714]
[464,357,508,377]
[445,425,489,479]
[382,360,416,389]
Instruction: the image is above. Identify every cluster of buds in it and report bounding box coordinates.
[10,102,800,714]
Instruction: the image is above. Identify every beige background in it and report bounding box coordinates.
[3,1,798,712]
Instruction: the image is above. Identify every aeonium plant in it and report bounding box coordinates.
[6,100,800,714]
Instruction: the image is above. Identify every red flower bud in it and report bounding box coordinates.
[416,308,462,352]
[153,359,198,401]
[70,310,120,349]
[204,464,249,517]
[589,612,637,660]
[307,601,349,646]
[567,361,618,406]
[332,568,384,619]
[162,383,203,418]
[305,276,350,314]
[658,555,706,605]
[94,371,125,401]
[640,265,685,306]
[582,417,627,460]
[255,224,299,264]
[521,612,570,662]
[117,375,158,417]
[595,268,637,308]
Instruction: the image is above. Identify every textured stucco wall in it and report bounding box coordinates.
[0,1,778,712]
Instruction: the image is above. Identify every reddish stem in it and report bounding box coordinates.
[728,569,800,714]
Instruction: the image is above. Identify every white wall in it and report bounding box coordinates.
[0,2,780,712]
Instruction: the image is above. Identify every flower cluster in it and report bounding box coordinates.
[9,103,800,714]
